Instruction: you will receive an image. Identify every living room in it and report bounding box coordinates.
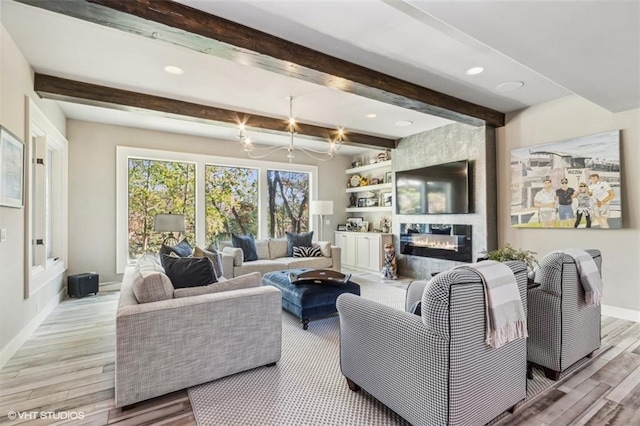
[1,1,639,424]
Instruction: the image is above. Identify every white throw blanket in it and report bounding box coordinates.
[457,261,528,348]
[556,249,603,306]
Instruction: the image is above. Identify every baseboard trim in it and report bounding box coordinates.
[602,304,640,323]
[0,287,66,370]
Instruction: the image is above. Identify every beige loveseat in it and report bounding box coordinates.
[219,238,341,278]
[116,254,282,407]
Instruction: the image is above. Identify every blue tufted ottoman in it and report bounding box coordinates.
[263,268,360,330]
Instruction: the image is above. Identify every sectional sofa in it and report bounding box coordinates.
[219,238,341,278]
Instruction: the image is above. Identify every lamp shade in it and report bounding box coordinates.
[153,214,185,232]
[310,200,333,216]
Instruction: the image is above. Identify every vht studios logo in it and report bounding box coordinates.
[7,411,85,421]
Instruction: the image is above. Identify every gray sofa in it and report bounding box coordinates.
[116,254,282,407]
[219,238,341,278]
[337,261,528,426]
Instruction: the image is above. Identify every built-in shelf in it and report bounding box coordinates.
[346,183,392,193]
[345,160,392,174]
[346,206,392,213]
[346,159,393,211]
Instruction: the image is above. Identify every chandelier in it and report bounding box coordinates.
[238,96,344,163]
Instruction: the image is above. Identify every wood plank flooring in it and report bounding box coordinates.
[0,292,194,425]
[497,314,640,425]
[0,286,638,425]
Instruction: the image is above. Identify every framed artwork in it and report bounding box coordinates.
[385,171,393,184]
[382,192,392,207]
[346,217,363,224]
[337,224,347,231]
[510,130,621,229]
[0,126,25,208]
[357,198,366,208]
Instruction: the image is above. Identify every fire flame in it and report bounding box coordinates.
[410,236,459,252]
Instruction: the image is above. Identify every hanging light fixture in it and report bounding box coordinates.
[238,96,344,163]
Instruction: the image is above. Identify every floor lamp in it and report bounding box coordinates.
[310,201,333,241]
[154,214,185,246]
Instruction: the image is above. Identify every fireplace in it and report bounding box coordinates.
[400,223,472,262]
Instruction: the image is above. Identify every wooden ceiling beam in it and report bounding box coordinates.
[34,74,396,149]
[18,0,504,127]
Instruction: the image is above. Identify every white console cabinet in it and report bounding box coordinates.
[335,232,356,267]
[335,231,393,272]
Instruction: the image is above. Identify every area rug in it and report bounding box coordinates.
[188,274,603,425]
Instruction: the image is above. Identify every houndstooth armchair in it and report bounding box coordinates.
[336,261,528,426]
[527,249,602,380]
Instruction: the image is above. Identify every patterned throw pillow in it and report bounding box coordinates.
[285,231,314,257]
[293,245,322,258]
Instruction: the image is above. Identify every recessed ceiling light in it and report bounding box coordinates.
[365,113,377,118]
[395,120,413,127]
[164,65,184,75]
[465,66,484,76]
[496,81,524,92]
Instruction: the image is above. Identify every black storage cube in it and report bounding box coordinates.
[68,273,99,297]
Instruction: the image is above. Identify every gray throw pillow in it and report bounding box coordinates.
[193,246,224,279]
[231,233,258,262]
[286,231,314,257]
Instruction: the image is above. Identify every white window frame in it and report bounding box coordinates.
[116,146,318,274]
[24,98,68,298]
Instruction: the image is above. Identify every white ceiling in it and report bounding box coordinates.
[2,0,638,156]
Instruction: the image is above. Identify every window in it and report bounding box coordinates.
[127,158,196,258]
[25,99,68,297]
[204,165,258,243]
[266,170,310,237]
[116,147,318,273]
[45,147,54,260]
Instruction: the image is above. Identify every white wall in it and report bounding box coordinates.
[0,26,67,365]
[497,95,640,318]
[67,120,351,282]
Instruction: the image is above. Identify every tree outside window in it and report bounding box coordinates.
[267,170,310,238]
[128,158,195,258]
[205,165,258,243]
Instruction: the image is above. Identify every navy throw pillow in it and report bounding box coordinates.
[161,255,217,289]
[410,300,422,316]
[160,239,192,257]
[285,231,314,257]
[231,234,258,262]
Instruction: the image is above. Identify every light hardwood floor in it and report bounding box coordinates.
[0,287,639,425]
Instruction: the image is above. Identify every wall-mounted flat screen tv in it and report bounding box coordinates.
[395,160,471,214]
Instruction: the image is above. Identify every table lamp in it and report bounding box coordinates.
[153,214,185,246]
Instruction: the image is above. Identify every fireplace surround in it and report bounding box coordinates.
[400,223,472,263]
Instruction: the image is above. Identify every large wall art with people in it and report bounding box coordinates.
[510,130,621,229]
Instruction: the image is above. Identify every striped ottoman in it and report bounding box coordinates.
[262,268,360,330]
